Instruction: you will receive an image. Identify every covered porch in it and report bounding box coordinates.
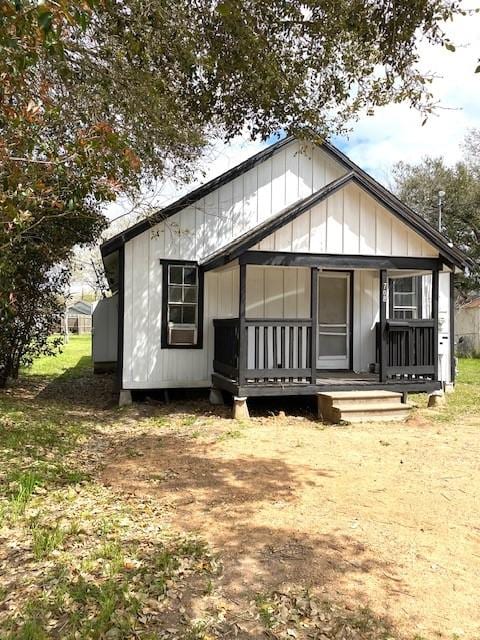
[210,251,447,398]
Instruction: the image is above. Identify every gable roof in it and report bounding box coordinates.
[100,135,472,271]
[67,300,92,315]
[201,170,472,271]
[201,172,353,269]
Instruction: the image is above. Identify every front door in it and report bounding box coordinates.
[317,271,351,370]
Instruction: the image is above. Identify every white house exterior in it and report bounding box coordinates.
[97,137,470,402]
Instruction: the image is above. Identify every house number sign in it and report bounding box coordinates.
[382,282,388,303]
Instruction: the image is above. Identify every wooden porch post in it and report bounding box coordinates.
[311,267,318,384]
[450,270,456,384]
[432,267,439,382]
[238,262,247,385]
[379,269,388,383]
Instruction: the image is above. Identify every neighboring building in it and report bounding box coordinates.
[95,136,471,410]
[66,300,93,334]
[456,298,480,356]
[92,295,118,372]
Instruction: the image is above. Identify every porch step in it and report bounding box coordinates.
[317,391,411,424]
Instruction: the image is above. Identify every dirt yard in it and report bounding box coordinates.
[100,401,480,639]
[1,340,480,639]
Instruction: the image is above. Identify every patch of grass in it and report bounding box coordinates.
[456,357,480,385]
[23,335,92,379]
[255,593,276,629]
[411,358,480,424]
[182,415,198,427]
[4,531,218,640]
[9,472,38,517]
[31,524,67,560]
[217,429,243,442]
[92,540,125,575]
[183,620,211,640]
[0,336,96,520]
[9,617,48,640]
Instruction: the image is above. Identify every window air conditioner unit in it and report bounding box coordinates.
[168,325,196,346]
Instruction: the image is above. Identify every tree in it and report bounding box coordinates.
[0,0,467,386]
[393,130,480,299]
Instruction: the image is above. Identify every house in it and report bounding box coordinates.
[96,136,471,418]
[456,297,480,356]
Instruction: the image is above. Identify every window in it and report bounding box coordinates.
[161,261,203,348]
[389,276,423,320]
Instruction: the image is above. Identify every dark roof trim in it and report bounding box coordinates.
[101,133,472,271]
[201,171,471,271]
[201,172,354,270]
[101,135,294,257]
[321,141,473,271]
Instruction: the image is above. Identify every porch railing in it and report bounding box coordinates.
[213,318,313,384]
[214,317,437,386]
[377,319,436,380]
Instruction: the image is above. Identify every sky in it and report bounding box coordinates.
[106,3,480,226]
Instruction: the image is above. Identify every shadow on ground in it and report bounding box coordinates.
[101,431,406,629]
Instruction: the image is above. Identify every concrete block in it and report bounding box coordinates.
[119,389,133,407]
[428,390,446,408]
[209,388,224,405]
[233,396,249,420]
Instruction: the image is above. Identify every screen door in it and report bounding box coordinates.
[317,272,351,369]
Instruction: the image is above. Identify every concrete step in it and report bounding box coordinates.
[317,390,411,424]
[318,390,403,418]
[318,390,403,405]
[330,403,411,424]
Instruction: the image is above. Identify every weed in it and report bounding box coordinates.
[203,579,214,595]
[31,524,66,560]
[217,429,243,442]
[255,593,276,629]
[10,472,38,516]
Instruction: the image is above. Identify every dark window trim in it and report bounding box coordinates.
[388,275,423,320]
[160,259,204,349]
[117,247,125,387]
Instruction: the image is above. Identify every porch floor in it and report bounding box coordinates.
[212,371,441,397]
[315,371,377,385]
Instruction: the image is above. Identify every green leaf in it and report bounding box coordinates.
[475,63,480,74]
[38,10,53,34]
[444,42,456,52]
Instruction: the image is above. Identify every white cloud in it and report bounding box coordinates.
[336,3,480,182]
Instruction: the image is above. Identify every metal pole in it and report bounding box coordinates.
[438,190,445,233]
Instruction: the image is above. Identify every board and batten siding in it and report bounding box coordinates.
[121,137,441,388]
[254,183,439,258]
[148,141,345,264]
[122,140,347,388]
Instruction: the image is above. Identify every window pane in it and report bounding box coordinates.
[394,277,414,292]
[183,267,197,285]
[391,276,422,320]
[182,305,196,324]
[318,335,346,357]
[168,305,182,323]
[183,286,197,303]
[395,293,417,307]
[169,285,183,302]
[318,277,347,324]
[169,266,183,284]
